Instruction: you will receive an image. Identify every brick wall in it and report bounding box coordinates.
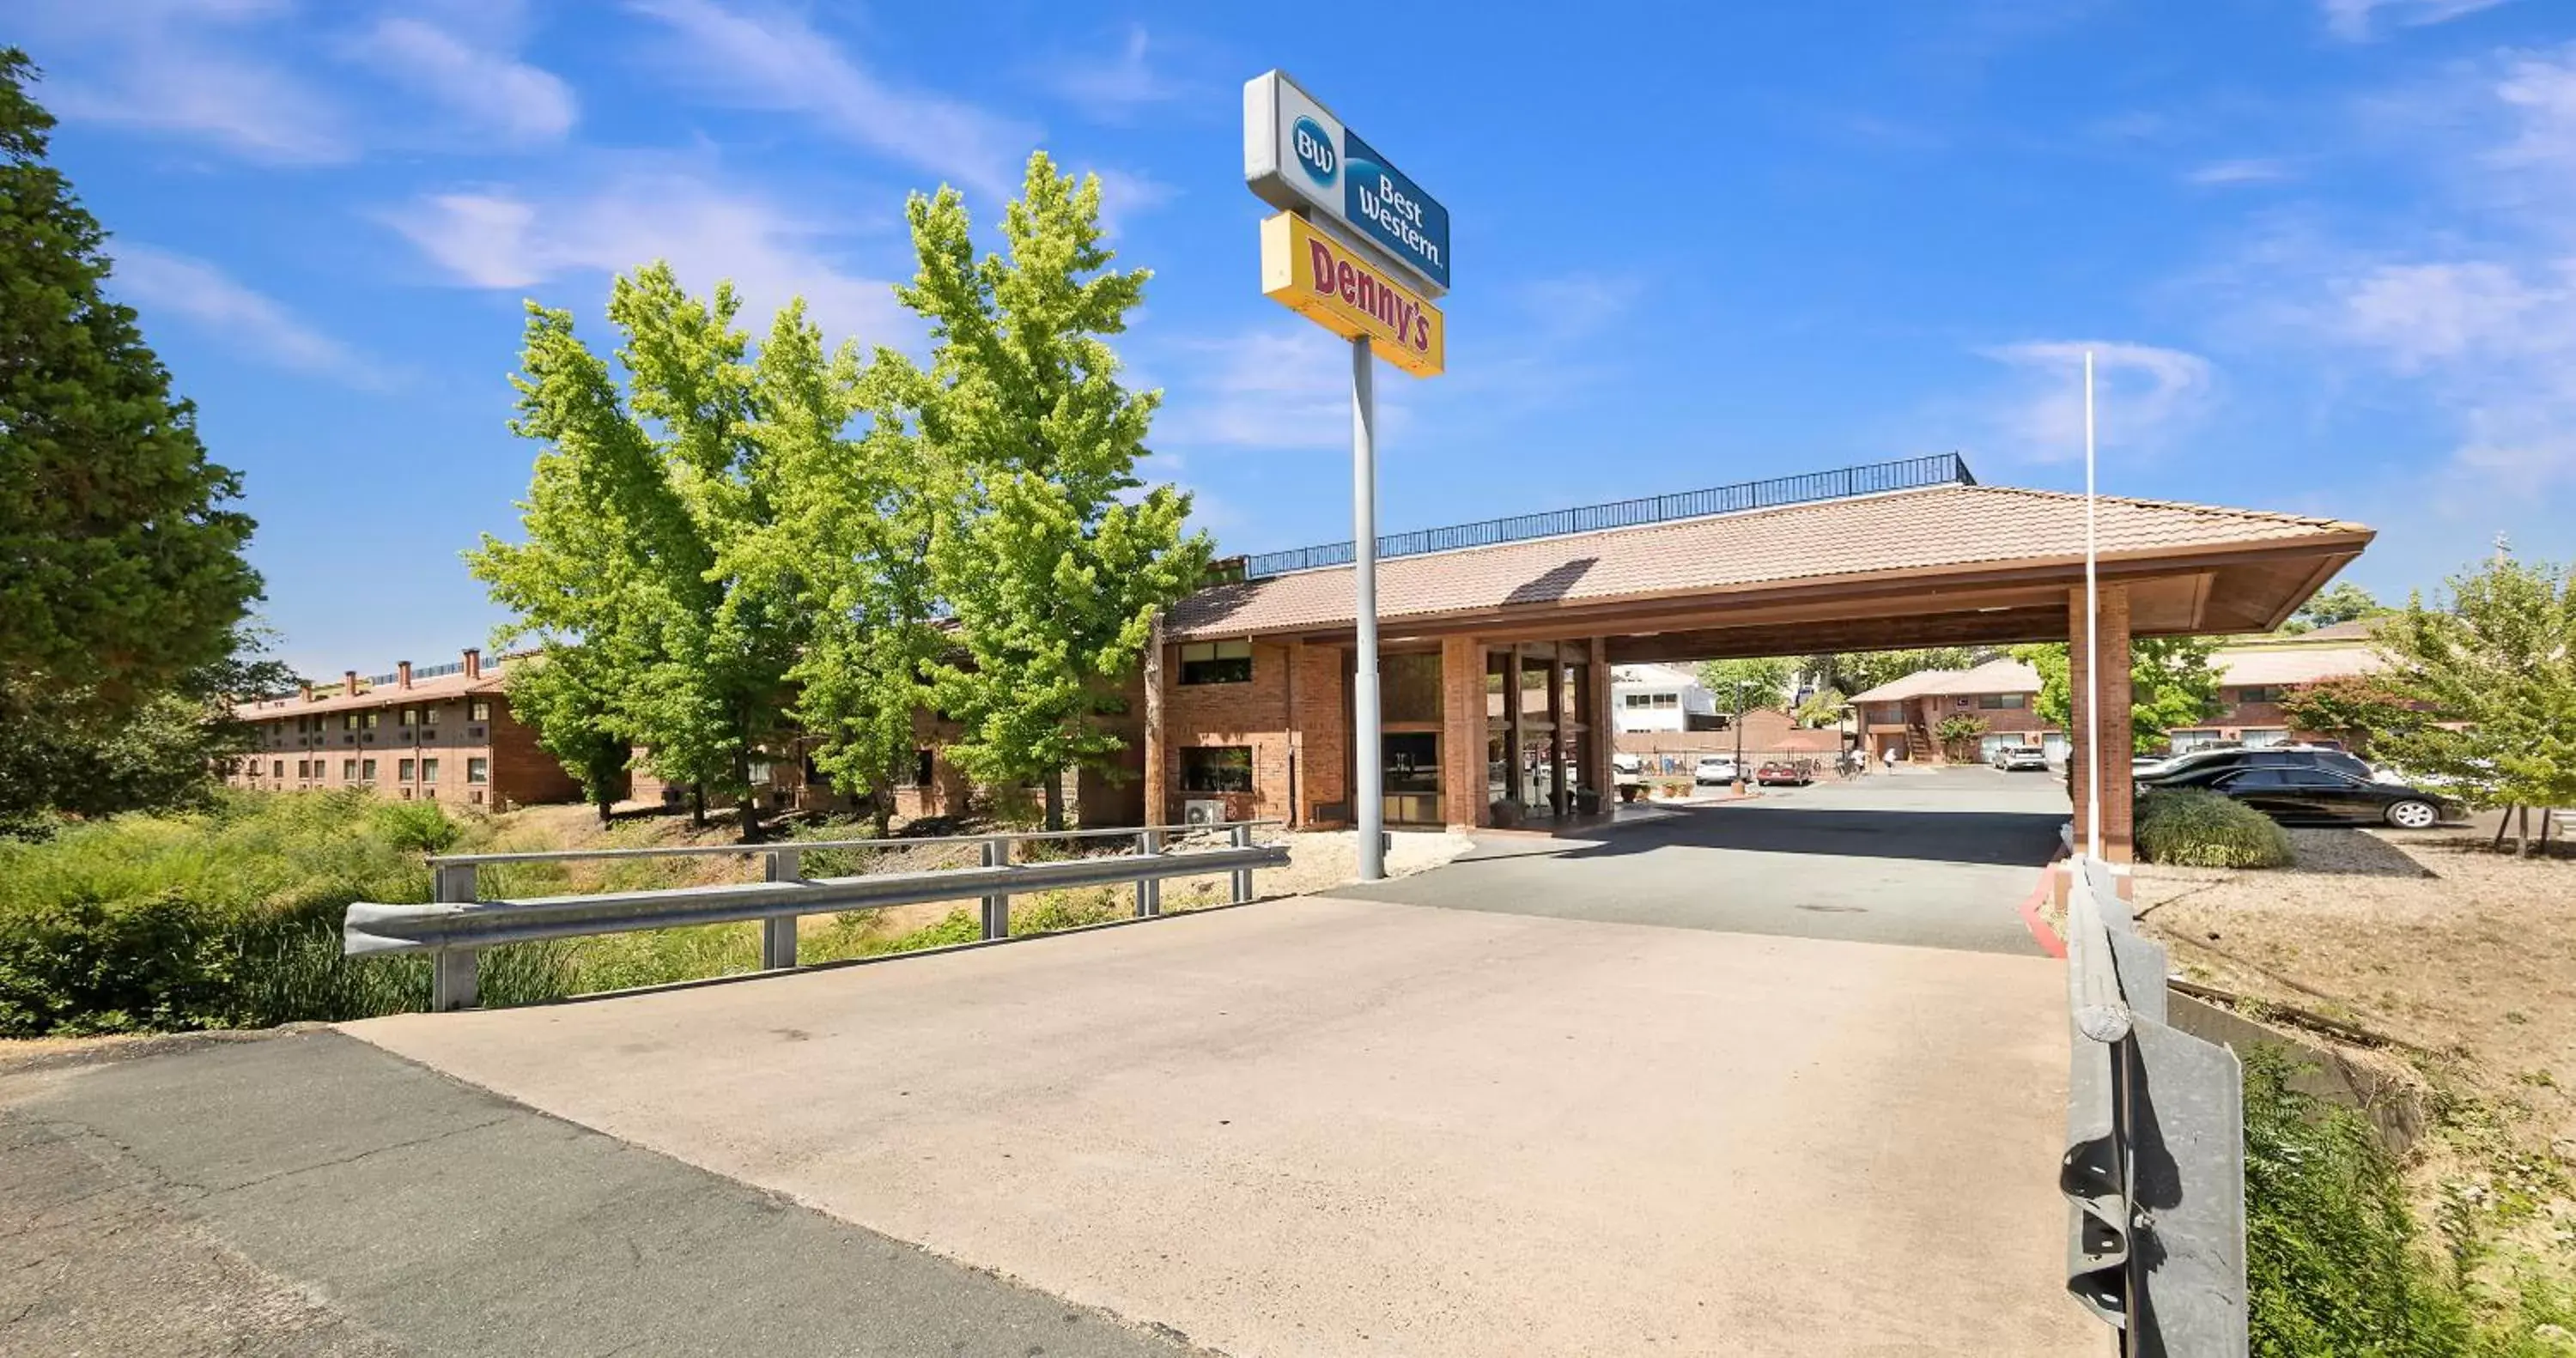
[1158,640,1299,824]
[1294,642,1347,824]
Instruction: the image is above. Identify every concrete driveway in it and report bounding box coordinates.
[1335,766,2069,954]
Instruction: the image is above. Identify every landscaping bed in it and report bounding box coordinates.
[2132,827,2576,1349]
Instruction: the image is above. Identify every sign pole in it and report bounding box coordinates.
[1352,333,1385,881]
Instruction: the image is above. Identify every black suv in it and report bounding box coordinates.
[2138,749,2447,829]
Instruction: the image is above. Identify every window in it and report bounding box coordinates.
[2240,728,2289,749]
[1178,640,1253,685]
[909,749,934,787]
[2216,768,2289,789]
[272,760,284,779]
[398,758,416,781]
[469,699,492,722]
[421,758,439,784]
[399,707,416,726]
[422,705,439,724]
[1383,732,1441,793]
[342,758,357,780]
[1180,745,1254,792]
[2234,685,2288,705]
[2169,729,2226,752]
[466,757,489,785]
[363,711,380,729]
[1978,694,2027,710]
[1623,692,1679,710]
[1381,652,1443,724]
[343,713,361,731]
[361,759,376,782]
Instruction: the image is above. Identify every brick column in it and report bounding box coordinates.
[1440,635,1486,832]
[1143,615,1169,828]
[2066,583,2135,862]
[1585,638,1614,806]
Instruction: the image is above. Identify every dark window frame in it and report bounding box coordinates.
[1180,745,1255,793]
[1177,640,1255,686]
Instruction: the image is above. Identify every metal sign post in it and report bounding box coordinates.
[1246,68,1446,882]
[1351,335,1384,880]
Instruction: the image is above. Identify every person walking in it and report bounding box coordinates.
[1881,744,1898,774]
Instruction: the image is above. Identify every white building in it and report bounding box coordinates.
[1610,664,1718,732]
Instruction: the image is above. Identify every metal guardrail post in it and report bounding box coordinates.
[430,861,479,1011]
[761,847,801,970]
[1229,824,1255,903]
[1135,829,1162,918]
[980,837,1012,939]
[2060,854,2247,1355]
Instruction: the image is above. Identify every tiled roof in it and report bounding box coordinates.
[1611,664,1704,689]
[2216,645,2383,688]
[234,666,507,719]
[1844,657,2044,704]
[1170,483,2366,639]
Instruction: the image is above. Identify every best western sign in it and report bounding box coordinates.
[1260,212,1446,378]
[1244,70,1449,294]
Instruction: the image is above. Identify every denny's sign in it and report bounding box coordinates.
[1259,212,1445,379]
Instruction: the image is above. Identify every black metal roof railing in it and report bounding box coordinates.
[1237,452,1976,580]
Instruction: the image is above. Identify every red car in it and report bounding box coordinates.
[1755,761,1812,787]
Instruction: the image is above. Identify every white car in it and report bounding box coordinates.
[1693,756,1741,786]
[1991,746,2050,773]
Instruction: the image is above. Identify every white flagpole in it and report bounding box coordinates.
[2084,350,2102,863]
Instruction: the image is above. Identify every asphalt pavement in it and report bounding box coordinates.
[1330,765,2069,954]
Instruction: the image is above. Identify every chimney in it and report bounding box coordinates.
[344,670,360,696]
[398,660,413,689]
[462,647,482,680]
[300,681,314,702]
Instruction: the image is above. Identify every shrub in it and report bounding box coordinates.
[2135,787,2293,868]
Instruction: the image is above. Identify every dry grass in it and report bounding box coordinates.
[2133,826,2576,1282]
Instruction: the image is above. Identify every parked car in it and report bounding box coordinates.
[2146,756,2450,828]
[1612,752,1646,802]
[2136,747,2377,790]
[1693,755,1741,786]
[1990,745,2050,772]
[1754,760,1811,786]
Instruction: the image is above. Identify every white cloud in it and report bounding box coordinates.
[2320,0,2512,42]
[1089,167,1178,238]
[1153,325,1409,453]
[107,245,375,384]
[2184,158,2291,185]
[1048,27,1182,116]
[388,170,908,344]
[1974,341,2216,461]
[624,0,1035,203]
[28,2,352,165]
[345,16,577,145]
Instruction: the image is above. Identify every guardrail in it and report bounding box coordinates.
[345,821,1287,1012]
[2060,855,2248,1355]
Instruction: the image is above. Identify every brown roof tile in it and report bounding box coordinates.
[1172,484,2366,639]
[1844,657,2043,704]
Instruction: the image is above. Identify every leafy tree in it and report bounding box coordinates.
[1807,648,1978,697]
[894,153,1208,829]
[470,265,798,840]
[2367,555,2576,852]
[1698,657,1795,712]
[1,50,262,815]
[0,631,295,836]
[1792,687,1846,730]
[2014,636,2221,757]
[731,302,943,835]
[501,644,631,827]
[2286,581,2387,634]
[1933,712,1990,761]
[2277,675,2420,755]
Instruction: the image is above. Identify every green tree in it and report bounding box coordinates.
[1792,687,1846,730]
[1807,648,1978,697]
[0,634,295,836]
[2287,581,2387,634]
[1933,712,1990,761]
[1698,657,1795,712]
[731,302,943,835]
[2367,555,2576,852]
[894,153,1208,829]
[1,50,262,820]
[2014,636,2221,757]
[501,645,631,827]
[469,265,798,840]
[2276,675,2419,755]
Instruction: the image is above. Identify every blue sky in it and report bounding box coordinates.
[16,0,2576,675]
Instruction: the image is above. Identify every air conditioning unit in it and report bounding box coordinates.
[1183,797,1226,828]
